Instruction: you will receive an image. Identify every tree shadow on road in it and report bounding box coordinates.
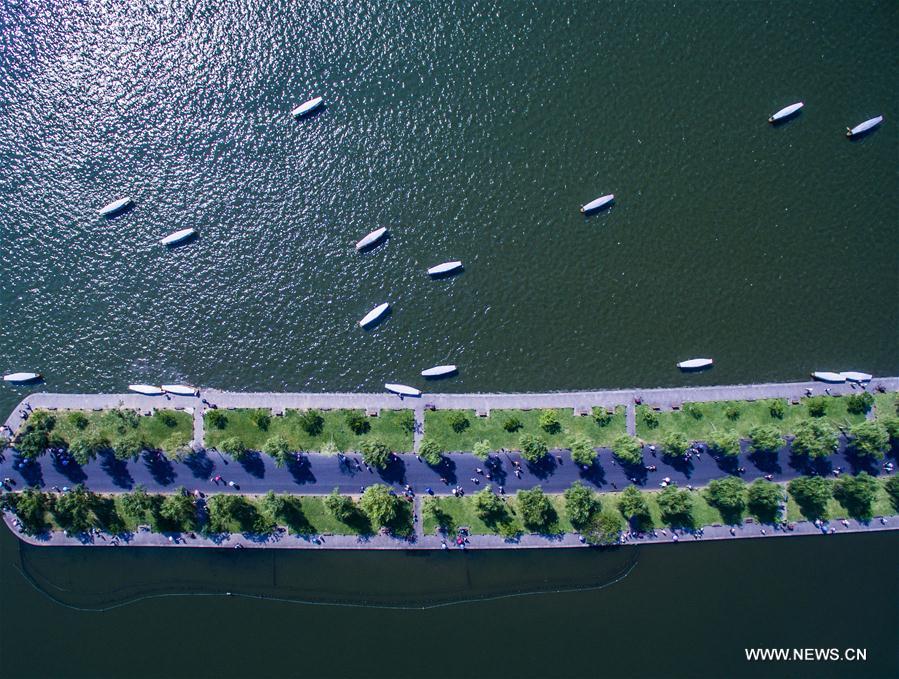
[430,457,457,485]
[747,450,782,475]
[578,459,607,487]
[99,451,133,489]
[143,451,176,486]
[525,455,557,480]
[660,454,694,478]
[377,457,407,485]
[238,451,265,478]
[14,455,43,488]
[183,450,215,479]
[286,455,316,486]
[51,456,87,484]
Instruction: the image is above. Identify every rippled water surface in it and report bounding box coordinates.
[1,1,896,415]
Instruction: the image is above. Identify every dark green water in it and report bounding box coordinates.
[1,2,897,677]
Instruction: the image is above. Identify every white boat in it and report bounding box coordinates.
[99,196,132,217]
[128,384,165,395]
[160,228,197,246]
[676,358,714,370]
[3,372,41,383]
[769,102,804,123]
[846,115,883,137]
[355,227,387,251]
[385,383,421,397]
[161,384,199,396]
[580,194,614,213]
[421,365,457,378]
[291,96,323,117]
[427,261,463,276]
[811,372,846,383]
[839,371,872,383]
[359,302,390,327]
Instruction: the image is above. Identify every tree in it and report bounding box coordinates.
[516,487,554,532]
[324,488,355,522]
[618,486,652,529]
[518,433,548,463]
[848,421,889,460]
[539,409,561,433]
[747,479,785,523]
[502,416,523,433]
[206,494,253,533]
[120,485,155,523]
[52,485,96,534]
[14,411,57,460]
[298,409,323,436]
[569,436,597,467]
[639,408,660,429]
[748,425,783,454]
[612,435,643,465]
[69,433,108,466]
[592,407,613,427]
[162,433,192,460]
[113,433,146,461]
[883,417,899,450]
[67,411,90,430]
[472,439,492,461]
[683,402,703,420]
[724,404,741,421]
[582,511,623,546]
[788,476,833,520]
[833,473,879,521]
[708,430,741,458]
[806,397,828,418]
[155,410,178,428]
[218,436,248,460]
[704,476,746,522]
[418,437,443,465]
[845,391,874,415]
[159,490,197,531]
[251,409,271,431]
[790,420,838,459]
[662,431,689,458]
[206,410,228,429]
[768,399,786,419]
[472,486,506,523]
[398,410,415,434]
[262,434,292,466]
[884,475,899,512]
[260,491,289,522]
[345,411,370,435]
[10,488,50,534]
[359,484,398,530]
[360,438,391,469]
[657,484,693,527]
[448,411,470,433]
[564,481,599,529]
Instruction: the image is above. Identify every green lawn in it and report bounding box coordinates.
[635,396,867,442]
[785,478,896,522]
[874,392,898,420]
[37,408,192,450]
[424,407,625,453]
[204,408,414,453]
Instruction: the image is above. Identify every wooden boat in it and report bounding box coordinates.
[160,228,197,246]
[161,384,199,396]
[3,372,41,383]
[846,116,883,137]
[811,372,846,383]
[580,194,614,213]
[839,371,872,383]
[128,384,165,395]
[385,383,421,397]
[676,358,714,370]
[768,102,803,123]
[99,197,132,217]
[421,365,457,378]
[291,96,323,117]
[359,302,390,327]
[427,261,463,276]
[355,227,387,251]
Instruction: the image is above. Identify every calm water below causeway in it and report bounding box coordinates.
[1,2,897,677]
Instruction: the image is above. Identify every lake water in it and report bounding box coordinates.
[0,1,896,677]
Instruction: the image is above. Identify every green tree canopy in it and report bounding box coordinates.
[704,476,746,523]
[833,472,879,521]
[113,433,146,461]
[345,411,371,435]
[845,391,874,415]
[618,486,652,529]
[359,484,399,530]
[67,411,90,430]
[569,436,597,467]
[418,437,444,465]
[612,435,643,465]
[120,485,156,523]
[10,488,50,535]
[218,436,248,460]
[260,491,289,523]
[52,485,96,534]
[518,433,548,463]
[708,430,741,458]
[502,416,523,432]
[69,433,109,466]
[262,434,293,466]
[472,486,507,524]
[206,494,255,533]
[360,438,392,469]
[746,479,785,523]
[516,486,554,532]
[298,409,324,435]
[592,407,613,427]
[472,439,492,460]
[748,425,783,454]
[884,475,899,512]
[448,411,470,433]
[662,431,689,458]
[787,476,833,520]
[324,488,356,522]
[768,399,786,419]
[848,421,889,459]
[159,489,197,531]
[563,481,600,529]
[657,484,693,527]
[790,420,838,459]
[539,409,561,433]
[806,397,828,418]
[206,410,228,429]
[582,510,623,546]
